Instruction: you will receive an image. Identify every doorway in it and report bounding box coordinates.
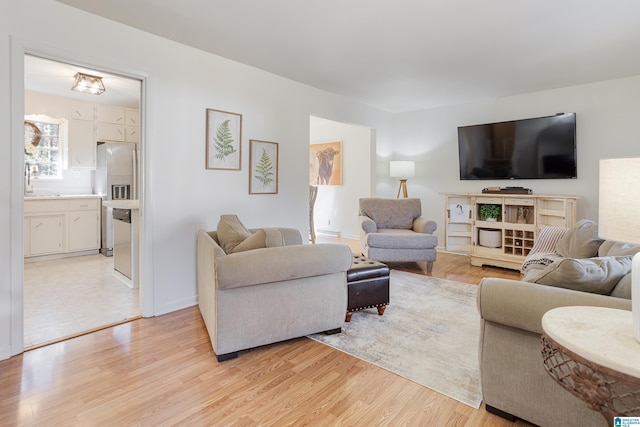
[23,54,143,348]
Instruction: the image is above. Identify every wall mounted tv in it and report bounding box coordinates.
[457,113,577,180]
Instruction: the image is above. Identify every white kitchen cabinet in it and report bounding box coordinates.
[126,126,139,143]
[28,215,64,256]
[71,101,94,121]
[96,123,125,142]
[96,105,125,124]
[125,109,139,126]
[67,198,100,252]
[25,197,101,258]
[68,119,96,168]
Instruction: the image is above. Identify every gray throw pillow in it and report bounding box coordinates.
[526,256,632,295]
[555,219,603,259]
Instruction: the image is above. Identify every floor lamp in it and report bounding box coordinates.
[599,157,640,342]
[390,161,415,198]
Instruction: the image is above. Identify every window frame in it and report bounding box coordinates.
[24,114,68,180]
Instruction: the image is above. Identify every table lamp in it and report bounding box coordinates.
[599,157,640,342]
[390,160,415,198]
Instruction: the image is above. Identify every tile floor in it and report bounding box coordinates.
[24,254,140,348]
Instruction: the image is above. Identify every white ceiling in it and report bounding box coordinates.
[54,0,640,113]
[25,55,141,109]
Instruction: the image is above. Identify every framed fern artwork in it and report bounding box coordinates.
[206,108,242,170]
[249,139,278,194]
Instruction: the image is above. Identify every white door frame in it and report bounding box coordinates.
[8,37,153,357]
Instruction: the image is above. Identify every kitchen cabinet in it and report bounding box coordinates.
[96,105,125,124]
[70,101,94,121]
[125,109,139,126]
[68,119,96,168]
[96,123,125,142]
[442,193,578,270]
[24,197,101,258]
[67,198,100,252]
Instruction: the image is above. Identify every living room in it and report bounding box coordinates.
[2,0,640,425]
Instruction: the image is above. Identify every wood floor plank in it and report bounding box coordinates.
[2,248,534,426]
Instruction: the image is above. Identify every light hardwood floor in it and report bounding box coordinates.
[3,239,533,426]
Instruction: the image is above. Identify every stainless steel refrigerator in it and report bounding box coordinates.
[95,141,138,256]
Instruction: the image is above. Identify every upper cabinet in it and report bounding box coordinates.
[68,119,96,168]
[71,101,94,121]
[96,105,125,124]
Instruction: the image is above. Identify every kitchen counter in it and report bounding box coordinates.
[24,194,101,200]
[101,199,140,209]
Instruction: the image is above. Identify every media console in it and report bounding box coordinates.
[442,192,578,270]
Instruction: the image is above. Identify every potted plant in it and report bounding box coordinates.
[480,204,501,221]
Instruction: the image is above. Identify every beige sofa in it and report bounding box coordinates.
[478,220,639,426]
[197,227,352,361]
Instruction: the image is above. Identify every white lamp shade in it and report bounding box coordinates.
[390,161,415,178]
[599,157,640,343]
[599,158,640,244]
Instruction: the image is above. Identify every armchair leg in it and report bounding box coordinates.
[323,327,341,335]
[426,261,433,272]
[216,351,239,362]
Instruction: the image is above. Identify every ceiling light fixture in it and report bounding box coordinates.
[71,72,105,95]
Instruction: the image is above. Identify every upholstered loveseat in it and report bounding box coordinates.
[197,216,352,361]
[478,220,639,426]
[358,198,438,272]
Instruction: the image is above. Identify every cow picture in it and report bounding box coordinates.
[310,141,342,185]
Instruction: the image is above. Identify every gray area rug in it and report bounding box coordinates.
[309,270,482,409]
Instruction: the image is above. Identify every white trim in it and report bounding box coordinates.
[8,37,153,358]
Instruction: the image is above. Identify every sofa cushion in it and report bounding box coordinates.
[524,256,632,295]
[366,229,438,249]
[598,240,640,257]
[610,273,632,299]
[555,219,603,259]
[217,215,266,254]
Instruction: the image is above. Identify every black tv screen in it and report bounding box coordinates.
[457,113,577,180]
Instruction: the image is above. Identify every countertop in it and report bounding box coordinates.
[24,194,101,200]
[101,200,140,209]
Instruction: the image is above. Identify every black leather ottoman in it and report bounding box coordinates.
[346,254,390,322]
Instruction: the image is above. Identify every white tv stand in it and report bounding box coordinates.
[442,193,578,271]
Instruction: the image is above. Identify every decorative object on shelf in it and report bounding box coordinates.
[480,204,501,221]
[450,204,471,223]
[479,229,501,248]
[516,207,530,224]
[249,139,278,194]
[599,157,640,342]
[206,108,242,170]
[389,160,415,198]
[310,141,342,186]
[71,72,105,95]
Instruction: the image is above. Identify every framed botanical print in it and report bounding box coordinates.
[249,139,278,194]
[206,108,242,170]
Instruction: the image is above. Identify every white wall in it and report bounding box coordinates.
[384,77,640,248]
[310,117,372,240]
[0,0,392,359]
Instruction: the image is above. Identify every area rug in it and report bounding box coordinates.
[308,270,482,409]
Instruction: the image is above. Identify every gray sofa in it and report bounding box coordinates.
[358,198,438,272]
[478,220,639,426]
[197,223,352,362]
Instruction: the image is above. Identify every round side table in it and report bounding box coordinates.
[541,306,640,422]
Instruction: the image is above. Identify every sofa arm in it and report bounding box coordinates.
[249,227,303,247]
[413,216,437,234]
[477,278,631,335]
[216,243,353,290]
[359,216,377,233]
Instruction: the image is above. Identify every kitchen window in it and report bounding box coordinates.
[24,114,68,180]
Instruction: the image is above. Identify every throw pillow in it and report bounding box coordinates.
[555,219,603,259]
[217,215,252,254]
[229,229,267,254]
[525,256,632,295]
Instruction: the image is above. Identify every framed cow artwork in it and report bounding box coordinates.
[309,141,342,186]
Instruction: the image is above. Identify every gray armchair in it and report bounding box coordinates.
[358,198,438,272]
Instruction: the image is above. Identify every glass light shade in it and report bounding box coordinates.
[390,161,415,178]
[599,157,640,342]
[71,72,106,95]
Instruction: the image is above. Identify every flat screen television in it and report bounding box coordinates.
[457,113,577,180]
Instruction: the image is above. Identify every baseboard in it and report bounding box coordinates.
[317,229,340,238]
